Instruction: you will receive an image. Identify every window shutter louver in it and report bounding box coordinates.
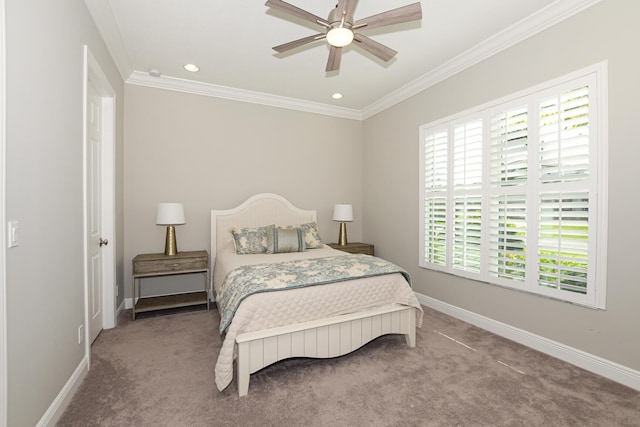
[490,106,528,186]
[424,129,448,191]
[488,106,528,283]
[424,197,447,266]
[423,128,449,266]
[454,120,483,189]
[451,119,483,273]
[539,86,590,183]
[538,192,589,294]
[538,85,591,295]
[489,194,527,282]
[453,196,482,273]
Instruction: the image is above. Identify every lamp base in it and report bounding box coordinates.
[164,225,178,256]
[338,222,348,246]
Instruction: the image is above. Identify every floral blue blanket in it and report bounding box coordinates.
[218,254,410,333]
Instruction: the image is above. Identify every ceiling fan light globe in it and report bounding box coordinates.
[326,27,354,47]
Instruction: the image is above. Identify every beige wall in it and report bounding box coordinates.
[124,84,363,299]
[4,0,124,425]
[363,0,640,371]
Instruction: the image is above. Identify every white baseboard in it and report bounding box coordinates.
[124,295,215,311]
[416,293,640,391]
[36,355,88,427]
[115,298,125,321]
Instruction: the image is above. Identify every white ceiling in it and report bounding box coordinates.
[85,0,599,119]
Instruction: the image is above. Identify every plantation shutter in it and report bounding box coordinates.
[490,106,529,186]
[453,119,483,189]
[539,86,590,183]
[452,119,482,273]
[488,194,527,282]
[423,128,448,266]
[453,196,482,273]
[538,192,589,293]
[537,85,591,294]
[419,64,604,307]
[488,105,529,282]
[425,197,447,266]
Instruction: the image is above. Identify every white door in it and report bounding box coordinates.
[87,78,104,343]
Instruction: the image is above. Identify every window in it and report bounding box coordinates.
[419,63,608,308]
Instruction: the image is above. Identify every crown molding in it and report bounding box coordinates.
[84,0,133,80]
[361,0,603,119]
[95,0,601,121]
[126,71,363,121]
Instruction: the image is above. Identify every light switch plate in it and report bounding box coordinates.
[8,221,18,248]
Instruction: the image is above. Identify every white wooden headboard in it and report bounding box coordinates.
[210,193,317,263]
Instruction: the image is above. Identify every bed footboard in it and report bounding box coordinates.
[235,304,416,397]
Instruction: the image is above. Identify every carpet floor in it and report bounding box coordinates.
[57,305,640,426]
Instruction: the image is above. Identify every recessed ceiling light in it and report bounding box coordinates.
[183,63,200,72]
[331,93,343,100]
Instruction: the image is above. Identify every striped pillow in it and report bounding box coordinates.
[280,222,323,249]
[266,226,307,254]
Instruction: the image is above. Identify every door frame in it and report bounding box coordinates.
[0,1,7,425]
[82,45,116,364]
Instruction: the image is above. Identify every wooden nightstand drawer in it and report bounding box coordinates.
[133,251,208,275]
[328,242,374,256]
[131,250,209,320]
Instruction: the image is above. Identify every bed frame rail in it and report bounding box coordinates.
[235,304,416,396]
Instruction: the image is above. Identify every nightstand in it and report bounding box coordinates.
[131,250,209,320]
[328,242,375,256]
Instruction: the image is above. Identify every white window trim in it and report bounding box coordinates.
[419,62,608,309]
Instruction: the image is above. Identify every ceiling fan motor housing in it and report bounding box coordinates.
[328,4,354,28]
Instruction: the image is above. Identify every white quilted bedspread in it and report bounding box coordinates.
[213,244,424,392]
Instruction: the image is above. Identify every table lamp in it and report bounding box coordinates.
[156,203,185,256]
[333,204,353,246]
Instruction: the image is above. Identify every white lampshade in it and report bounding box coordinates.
[156,203,186,225]
[326,27,354,47]
[333,204,353,222]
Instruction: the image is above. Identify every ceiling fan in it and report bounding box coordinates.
[265,0,422,72]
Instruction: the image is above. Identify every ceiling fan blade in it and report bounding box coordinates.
[353,33,397,62]
[265,0,329,27]
[325,46,343,72]
[353,2,422,30]
[273,33,326,53]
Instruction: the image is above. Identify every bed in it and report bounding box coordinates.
[211,193,423,396]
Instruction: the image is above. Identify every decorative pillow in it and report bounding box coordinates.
[280,222,323,249]
[229,225,272,254]
[266,226,307,254]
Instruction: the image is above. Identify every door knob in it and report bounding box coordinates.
[99,237,109,247]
